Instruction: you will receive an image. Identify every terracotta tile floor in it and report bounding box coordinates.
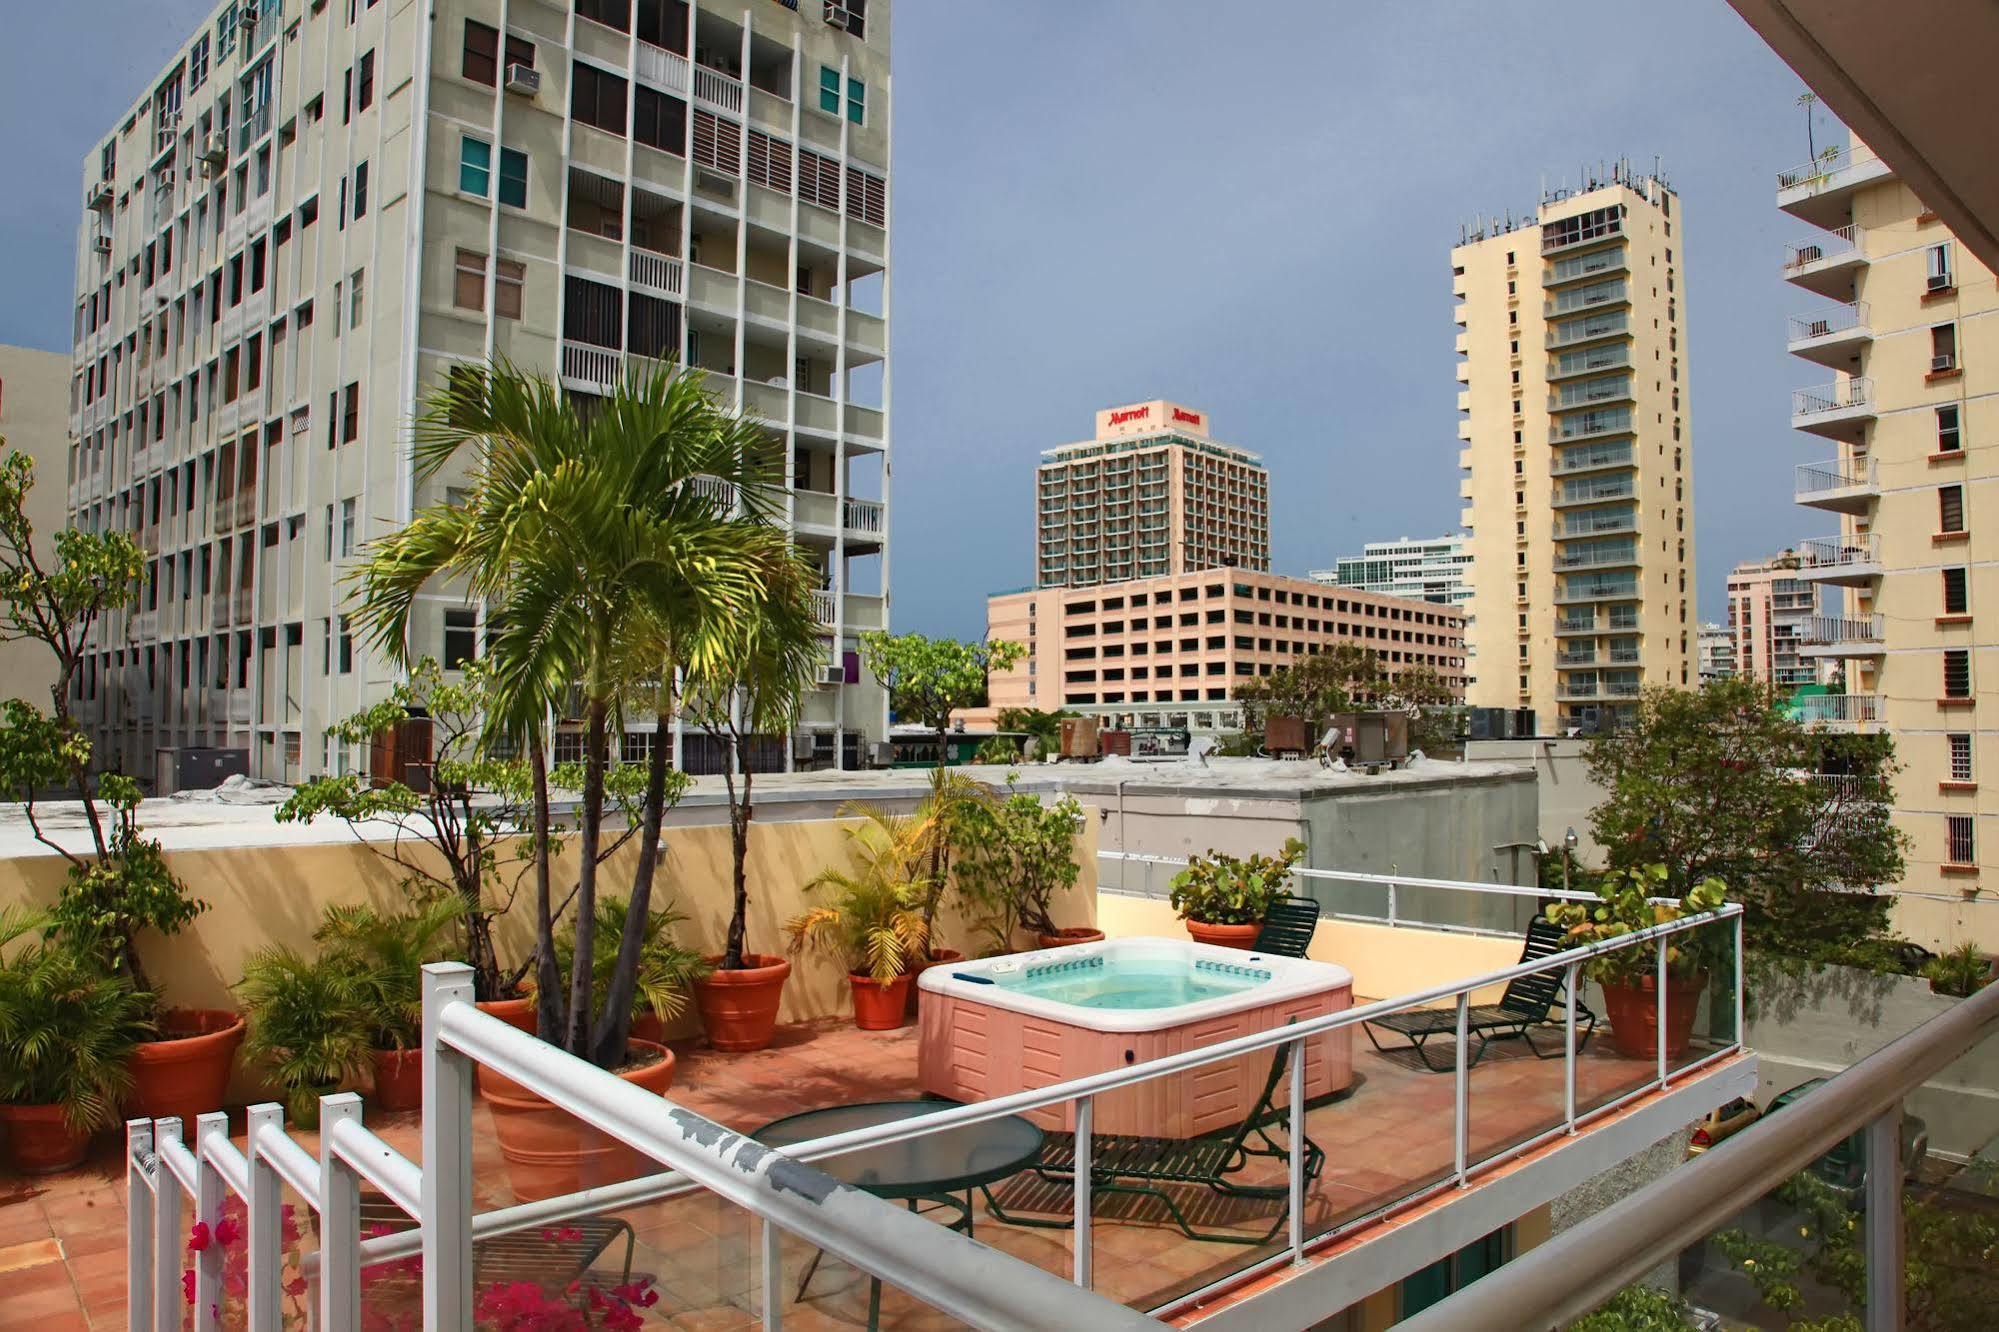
[0,1017,1690,1328]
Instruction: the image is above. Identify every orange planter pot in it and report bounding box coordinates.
[475,994,539,1035]
[1185,920,1262,950]
[691,955,791,1052]
[849,974,914,1030]
[479,1040,676,1202]
[371,1048,423,1113]
[0,1103,93,1174]
[1600,972,1708,1060]
[1037,927,1105,950]
[127,1009,245,1128]
[904,948,964,1018]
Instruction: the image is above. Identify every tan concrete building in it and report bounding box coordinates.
[1455,164,1695,732]
[984,569,1466,732]
[67,0,892,781]
[1726,552,1818,690]
[0,345,75,710]
[1778,134,1999,943]
[1036,401,1268,589]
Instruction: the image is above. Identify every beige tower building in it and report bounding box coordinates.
[1036,401,1268,590]
[67,0,891,781]
[1726,552,1818,690]
[0,345,75,710]
[1455,165,1695,731]
[1779,135,1999,938]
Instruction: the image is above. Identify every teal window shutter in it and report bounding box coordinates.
[819,65,840,114]
[459,136,491,196]
[846,77,865,124]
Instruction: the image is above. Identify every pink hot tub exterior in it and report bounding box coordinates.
[916,938,1353,1139]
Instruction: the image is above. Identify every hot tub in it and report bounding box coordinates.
[917,937,1353,1138]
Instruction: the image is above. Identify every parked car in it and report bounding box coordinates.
[1687,1096,1761,1156]
[1765,1077,1929,1203]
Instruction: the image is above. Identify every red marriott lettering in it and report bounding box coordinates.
[1170,408,1203,426]
[1107,407,1152,426]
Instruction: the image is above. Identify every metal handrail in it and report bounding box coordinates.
[1400,966,1999,1331]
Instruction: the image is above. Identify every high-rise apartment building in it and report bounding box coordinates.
[1312,534,1471,608]
[1725,552,1818,690]
[1035,401,1268,590]
[0,345,75,709]
[1778,134,1999,933]
[66,0,892,781]
[1456,164,1695,732]
[984,569,1466,732]
[1696,621,1735,683]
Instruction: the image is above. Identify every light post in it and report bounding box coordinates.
[1562,826,1578,894]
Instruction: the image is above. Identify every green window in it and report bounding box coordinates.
[459,136,491,195]
[498,147,528,208]
[846,77,865,124]
[818,65,840,115]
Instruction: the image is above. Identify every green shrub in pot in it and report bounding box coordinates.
[1169,838,1307,927]
[236,947,373,1124]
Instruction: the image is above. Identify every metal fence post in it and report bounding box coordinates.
[126,1121,155,1332]
[1865,1102,1905,1332]
[193,1111,229,1331]
[318,1095,362,1331]
[1564,960,1580,1133]
[1073,1095,1094,1289]
[761,1220,783,1331]
[1656,936,1670,1087]
[152,1118,185,1332]
[244,1104,284,1330]
[1288,1034,1307,1261]
[1733,911,1746,1049]
[422,962,477,1329]
[1454,995,1470,1185]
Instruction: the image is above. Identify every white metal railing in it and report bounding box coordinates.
[1783,223,1862,271]
[692,63,744,113]
[1794,458,1876,498]
[635,40,691,94]
[1793,375,1872,417]
[689,474,736,511]
[1556,541,1638,572]
[561,342,622,393]
[810,588,838,623]
[1777,146,1877,190]
[1809,771,1891,803]
[629,248,684,295]
[1794,693,1882,724]
[1787,300,1868,341]
[1799,613,1884,646]
[1560,508,1637,539]
[842,497,884,535]
[1796,533,1880,572]
[126,965,1156,1331]
[1553,444,1636,475]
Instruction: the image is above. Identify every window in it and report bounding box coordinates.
[1950,733,1974,783]
[339,498,356,556]
[498,148,527,208]
[1944,566,1969,615]
[443,608,478,669]
[1927,242,1954,292]
[846,76,865,124]
[1932,323,1958,373]
[190,35,210,89]
[338,615,353,674]
[1948,814,1975,865]
[570,62,628,135]
[818,65,840,115]
[453,249,486,310]
[1945,648,1971,698]
[634,88,687,155]
[356,50,375,112]
[340,382,359,444]
[1940,484,1965,534]
[463,20,499,85]
[459,136,491,195]
[349,268,364,329]
[351,161,369,219]
[495,257,524,318]
[1938,404,1962,454]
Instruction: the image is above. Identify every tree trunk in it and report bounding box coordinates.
[723,735,754,970]
[591,725,673,1065]
[451,791,501,1002]
[566,697,609,1059]
[531,741,562,1043]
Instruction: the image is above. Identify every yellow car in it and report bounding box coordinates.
[1687,1096,1761,1155]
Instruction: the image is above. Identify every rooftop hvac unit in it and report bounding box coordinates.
[504,64,541,96]
[814,664,844,687]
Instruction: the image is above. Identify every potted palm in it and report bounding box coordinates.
[556,896,710,1046]
[314,898,468,1112]
[1546,865,1729,1059]
[0,908,150,1173]
[788,817,931,1029]
[955,785,1092,953]
[353,359,804,1199]
[1169,839,1306,949]
[235,946,373,1125]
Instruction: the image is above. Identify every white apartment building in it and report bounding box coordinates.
[67,0,892,782]
[1695,621,1735,683]
[1725,552,1818,691]
[1312,535,1471,608]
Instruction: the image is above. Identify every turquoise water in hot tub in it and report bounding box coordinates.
[998,956,1270,1011]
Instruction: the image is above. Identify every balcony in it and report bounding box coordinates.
[1792,692,1883,726]
[1545,311,1630,350]
[1555,578,1641,606]
[1555,541,1640,572]
[1799,613,1886,657]
[560,341,623,395]
[1795,534,1882,585]
[628,248,684,297]
[1559,507,1638,539]
[1785,300,1871,368]
[1793,457,1877,513]
[1552,443,1636,477]
[1791,376,1874,441]
[1556,648,1598,667]
[1544,279,1628,320]
[1776,144,1896,228]
[1541,213,1623,256]
[1545,246,1628,288]
[1553,475,1638,508]
[1781,224,1867,301]
[1548,343,1631,381]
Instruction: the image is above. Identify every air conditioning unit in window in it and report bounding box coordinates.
[92,235,113,256]
[86,181,114,211]
[1932,354,1957,372]
[824,2,853,29]
[814,664,845,687]
[200,132,227,165]
[504,64,541,96]
[1928,271,1954,292]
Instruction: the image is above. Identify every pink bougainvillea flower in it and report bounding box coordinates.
[181,1270,196,1305]
[284,1276,308,1299]
[186,1220,212,1252]
[214,1216,241,1247]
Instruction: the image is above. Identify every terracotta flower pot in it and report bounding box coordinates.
[849,973,914,1030]
[691,955,791,1052]
[0,1103,93,1174]
[905,948,964,1017]
[371,1048,423,1113]
[475,994,539,1035]
[479,1040,676,1202]
[1600,971,1708,1060]
[1186,920,1262,951]
[630,1012,668,1045]
[1037,927,1105,950]
[127,1009,246,1128]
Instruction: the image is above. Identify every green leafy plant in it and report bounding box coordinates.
[995,707,1078,760]
[954,784,1086,953]
[313,896,469,1050]
[0,907,151,1130]
[789,816,930,982]
[555,896,710,1026]
[1168,838,1307,926]
[971,735,1021,766]
[1923,942,1992,998]
[1571,1285,1698,1331]
[1544,864,1729,986]
[860,631,1026,772]
[235,947,373,1123]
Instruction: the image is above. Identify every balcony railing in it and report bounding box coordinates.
[810,588,838,623]
[628,249,684,296]
[1555,542,1639,572]
[561,342,622,394]
[1794,458,1876,500]
[1787,300,1868,342]
[692,63,744,113]
[1553,443,1636,476]
[1560,508,1637,539]
[1775,145,1885,190]
[1782,223,1861,271]
[635,40,692,95]
[1793,376,1872,418]
[1796,533,1880,573]
[1800,613,1884,646]
[1794,692,1882,724]
[842,497,884,535]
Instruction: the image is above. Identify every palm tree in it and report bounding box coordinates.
[789,816,931,982]
[351,359,797,1069]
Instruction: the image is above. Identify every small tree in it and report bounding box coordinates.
[860,631,1025,769]
[955,784,1086,953]
[996,707,1077,760]
[1586,678,1907,961]
[1232,643,1385,732]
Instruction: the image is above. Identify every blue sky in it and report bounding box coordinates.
[0,2,1832,638]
